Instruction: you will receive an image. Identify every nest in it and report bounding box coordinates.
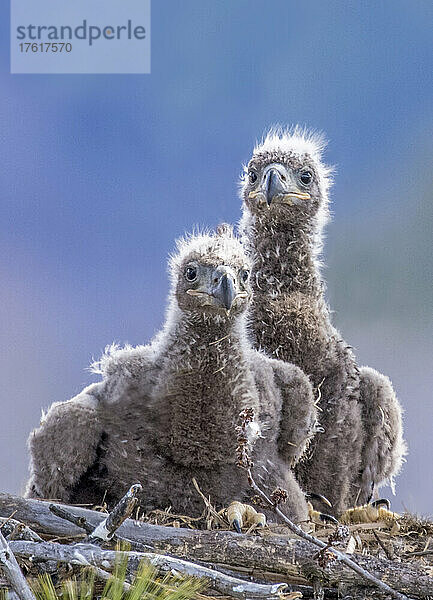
[140,488,433,578]
[1,485,432,600]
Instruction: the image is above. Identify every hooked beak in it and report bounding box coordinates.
[212,273,237,311]
[186,268,248,313]
[247,165,311,207]
[265,168,286,206]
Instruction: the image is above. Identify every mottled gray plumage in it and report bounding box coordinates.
[239,127,406,515]
[26,227,316,523]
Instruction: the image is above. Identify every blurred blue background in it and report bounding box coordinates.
[1,1,432,515]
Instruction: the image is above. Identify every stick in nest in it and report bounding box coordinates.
[50,484,149,551]
[87,483,143,543]
[0,529,36,600]
[192,478,228,529]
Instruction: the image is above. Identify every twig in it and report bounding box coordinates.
[49,504,94,534]
[191,561,324,599]
[87,484,142,543]
[6,523,43,543]
[9,540,287,600]
[403,550,433,557]
[235,408,412,599]
[372,530,394,561]
[1,519,42,543]
[246,467,412,600]
[0,530,36,600]
[50,499,151,553]
[29,522,130,593]
[50,485,143,542]
[192,479,227,528]
[0,513,17,532]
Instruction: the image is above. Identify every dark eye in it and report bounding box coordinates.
[241,269,250,283]
[248,170,258,184]
[185,266,197,282]
[299,170,313,186]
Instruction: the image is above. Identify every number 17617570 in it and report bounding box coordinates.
[19,42,72,52]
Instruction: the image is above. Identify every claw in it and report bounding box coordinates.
[306,492,333,508]
[318,512,339,526]
[308,502,338,526]
[227,501,266,532]
[371,498,391,510]
[232,518,242,533]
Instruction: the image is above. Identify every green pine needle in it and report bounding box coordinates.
[28,554,203,600]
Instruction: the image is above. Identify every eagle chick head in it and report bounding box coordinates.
[240,126,334,231]
[169,225,252,318]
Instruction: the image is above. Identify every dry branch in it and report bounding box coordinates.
[1,519,42,543]
[48,504,93,535]
[237,410,412,599]
[49,493,152,553]
[87,483,142,543]
[0,493,432,598]
[9,540,287,600]
[0,530,36,600]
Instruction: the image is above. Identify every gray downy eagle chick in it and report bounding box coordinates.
[26,226,317,525]
[239,127,406,515]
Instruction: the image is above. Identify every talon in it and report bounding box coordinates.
[308,501,338,525]
[371,498,391,510]
[256,515,266,527]
[227,501,243,531]
[319,512,339,525]
[306,492,333,508]
[232,518,242,533]
[227,500,266,532]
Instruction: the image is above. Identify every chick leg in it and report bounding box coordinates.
[356,367,406,505]
[306,494,399,528]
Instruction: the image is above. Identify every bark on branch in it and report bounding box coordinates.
[87,483,142,543]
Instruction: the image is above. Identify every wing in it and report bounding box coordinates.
[25,382,104,501]
[249,350,317,468]
[271,358,317,467]
[91,342,161,406]
[26,342,160,502]
[356,366,406,503]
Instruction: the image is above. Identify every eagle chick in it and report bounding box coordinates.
[26,226,317,524]
[239,127,406,515]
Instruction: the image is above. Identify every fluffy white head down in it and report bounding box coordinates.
[254,125,328,161]
[168,225,251,285]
